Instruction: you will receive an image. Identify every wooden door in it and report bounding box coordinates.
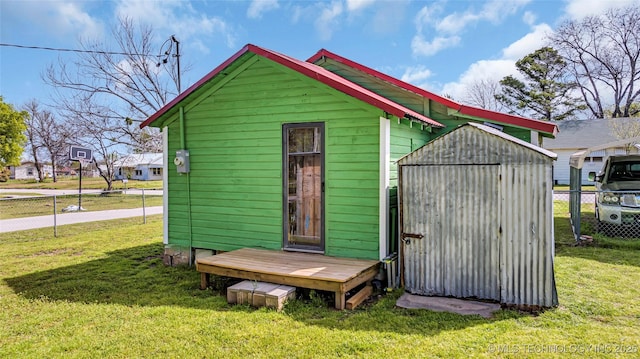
[283,123,324,252]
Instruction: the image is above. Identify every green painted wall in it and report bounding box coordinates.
[163,56,389,260]
[389,119,435,188]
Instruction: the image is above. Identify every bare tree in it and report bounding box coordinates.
[463,79,505,111]
[64,99,129,190]
[22,101,46,181]
[550,5,640,118]
[608,117,640,153]
[22,100,72,182]
[44,16,183,188]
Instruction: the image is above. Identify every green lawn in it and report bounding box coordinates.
[0,177,163,190]
[0,212,639,358]
[0,193,163,219]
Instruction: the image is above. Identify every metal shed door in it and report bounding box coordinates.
[401,164,501,300]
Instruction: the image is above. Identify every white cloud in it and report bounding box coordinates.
[522,11,536,26]
[412,0,531,57]
[501,23,552,60]
[57,3,104,39]
[1,1,104,40]
[346,0,376,12]
[563,0,637,20]
[247,0,280,19]
[294,0,406,41]
[413,3,444,34]
[441,59,517,100]
[478,0,531,24]
[435,11,479,34]
[401,65,433,85]
[114,0,237,49]
[314,1,344,41]
[435,0,530,34]
[411,34,460,57]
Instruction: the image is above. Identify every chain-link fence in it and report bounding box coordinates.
[555,190,640,239]
[0,189,163,236]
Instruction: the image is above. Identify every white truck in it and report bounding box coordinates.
[589,155,640,234]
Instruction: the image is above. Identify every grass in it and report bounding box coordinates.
[1,213,639,358]
[0,177,163,190]
[553,185,596,191]
[0,193,163,219]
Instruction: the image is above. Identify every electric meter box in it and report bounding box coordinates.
[174,150,190,173]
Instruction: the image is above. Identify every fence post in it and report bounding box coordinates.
[53,195,58,237]
[142,188,146,224]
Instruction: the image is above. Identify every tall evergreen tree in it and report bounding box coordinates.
[496,47,586,121]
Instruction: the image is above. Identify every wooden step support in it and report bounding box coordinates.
[227,280,296,311]
[345,285,373,310]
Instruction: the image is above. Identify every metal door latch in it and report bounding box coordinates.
[401,232,424,244]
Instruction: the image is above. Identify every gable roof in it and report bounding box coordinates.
[398,122,557,166]
[141,44,443,129]
[307,49,558,137]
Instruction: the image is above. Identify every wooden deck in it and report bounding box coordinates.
[196,248,380,309]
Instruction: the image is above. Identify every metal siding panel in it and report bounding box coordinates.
[401,164,500,301]
[500,164,557,307]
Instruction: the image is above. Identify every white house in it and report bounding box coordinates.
[113,153,163,181]
[9,161,54,180]
[544,118,640,185]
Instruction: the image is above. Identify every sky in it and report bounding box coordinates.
[0,0,637,111]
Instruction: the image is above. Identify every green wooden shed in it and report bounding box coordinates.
[141,44,558,266]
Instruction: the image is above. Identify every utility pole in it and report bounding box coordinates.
[171,35,181,93]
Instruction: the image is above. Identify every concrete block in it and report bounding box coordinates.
[226,280,296,311]
[194,249,214,260]
[162,246,189,267]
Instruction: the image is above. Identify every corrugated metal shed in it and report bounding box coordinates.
[397,122,558,308]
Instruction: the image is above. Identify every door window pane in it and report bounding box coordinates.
[284,124,323,251]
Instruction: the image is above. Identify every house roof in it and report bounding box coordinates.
[141,44,443,129]
[307,49,559,137]
[544,118,640,150]
[398,122,557,166]
[114,153,163,167]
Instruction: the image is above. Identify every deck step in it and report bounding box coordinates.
[345,285,373,310]
[227,280,296,311]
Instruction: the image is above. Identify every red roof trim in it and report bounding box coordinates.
[141,44,443,129]
[307,49,558,136]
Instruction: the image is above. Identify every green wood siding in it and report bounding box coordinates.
[389,119,435,188]
[164,57,384,260]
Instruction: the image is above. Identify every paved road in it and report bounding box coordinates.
[0,206,163,233]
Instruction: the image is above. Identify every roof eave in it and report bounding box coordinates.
[308,49,558,137]
[454,106,558,137]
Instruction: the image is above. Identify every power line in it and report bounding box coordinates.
[0,42,154,57]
